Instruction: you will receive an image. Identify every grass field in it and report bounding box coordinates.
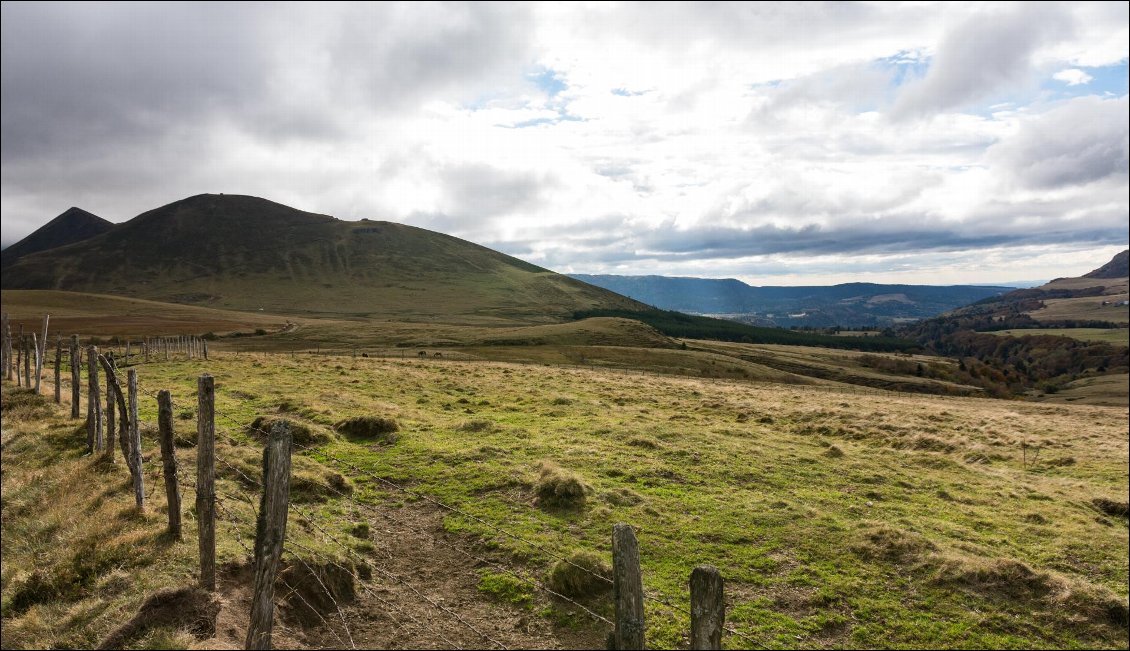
[3,351,1126,649]
[987,328,1130,346]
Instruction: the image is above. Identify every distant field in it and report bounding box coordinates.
[1035,373,1130,408]
[987,327,1130,346]
[1,289,292,337]
[1029,295,1130,324]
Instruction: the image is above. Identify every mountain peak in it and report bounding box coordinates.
[1,206,114,268]
[1084,250,1129,279]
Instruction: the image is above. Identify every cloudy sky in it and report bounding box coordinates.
[2,2,1127,286]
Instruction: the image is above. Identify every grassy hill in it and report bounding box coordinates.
[0,194,646,323]
[0,207,113,269]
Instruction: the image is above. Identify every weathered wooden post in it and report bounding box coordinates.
[87,345,102,452]
[164,337,169,361]
[97,355,128,464]
[23,336,32,387]
[1,312,9,381]
[144,340,150,363]
[128,369,143,509]
[245,420,293,650]
[157,390,182,539]
[54,337,62,403]
[70,336,81,418]
[197,374,217,591]
[125,341,132,365]
[32,333,41,393]
[690,565,724,650]
[105,359,116,456]
[35,314,49,392]
[612,523,645,650]
[202,339,208,361]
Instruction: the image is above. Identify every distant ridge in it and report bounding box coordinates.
[1084,250,1129,279]
[571,274,1013,328]
[1,194,646,322]
[1,207,113,268]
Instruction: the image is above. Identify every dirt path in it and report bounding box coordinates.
[232,495,609,650]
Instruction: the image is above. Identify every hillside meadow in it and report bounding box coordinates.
[2,348,1127,649]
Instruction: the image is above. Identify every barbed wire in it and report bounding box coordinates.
[138,368,769,648]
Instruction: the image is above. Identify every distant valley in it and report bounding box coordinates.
[571,274,1015,328]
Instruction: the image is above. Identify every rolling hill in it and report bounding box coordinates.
[0,207,113,269]
[0,194,646,323]
[571,274,1013,328]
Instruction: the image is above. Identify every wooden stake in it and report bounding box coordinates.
[97,354,129,464]
[54,337,62,403]
[70,336,81,418]
[690,565,724,650]
[612,523,645,650]
[157,390,182,539]
[87,346,102,452]
[127,369,143,509]
[197,374,216,591]
[245,420,293,650]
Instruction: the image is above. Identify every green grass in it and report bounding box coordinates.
[48,350,1124,650]
[987,327,1129,346]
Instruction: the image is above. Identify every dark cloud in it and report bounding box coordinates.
[892,4,1071,119]
[988,96,1129,189]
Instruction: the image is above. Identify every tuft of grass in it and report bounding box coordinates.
[824,445,845,458]
[248,415,334,446]
[477,571,534,606]
[333,415,400,443]
[546,551,612,598]
[1092,498,1129,518]
[457,419,495,433]
[0,388,52,421]
[534,462,587,509]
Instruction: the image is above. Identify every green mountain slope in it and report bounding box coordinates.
[0,207,114,269]
[0,194,646,322]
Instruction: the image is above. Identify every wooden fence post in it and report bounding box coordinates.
[87,345,102,452]
[197,374,217,591]
[612,523,645,650]
[36,314,49,392]
[105,359,116,457]
[203,340,208,361]
[70,336,81,418]
[32,333,41,393]
[1,312,8,381]
[128,369,143,509]
[245,420,293,650]
[54,337,62,403]
[23,336,31,387]
[157,390,182,539]
[97,355,129,464]
[690,565,724,650]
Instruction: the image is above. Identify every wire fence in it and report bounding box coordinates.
[24,341,785,649]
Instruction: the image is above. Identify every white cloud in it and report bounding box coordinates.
[1052,68,1095,85]
[2,2,1127,285]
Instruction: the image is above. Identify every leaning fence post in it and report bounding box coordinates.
[97,354,129,464]
[157,390,182,539]
[127,369,143,510]
[70,336,81,418]
[690,565,724,650]
[197,374,217,591]
[612,523,645,650]
[32,332,41,393]
[245,420,293,650]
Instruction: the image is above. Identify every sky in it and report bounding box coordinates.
[1,1,1127,286]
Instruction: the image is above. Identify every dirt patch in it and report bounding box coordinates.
[278,561,358,627]
[298,498,610,650]
[1092,497,1129,518]
[97,586,221,649]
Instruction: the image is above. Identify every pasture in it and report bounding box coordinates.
[3,347,1127,649]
